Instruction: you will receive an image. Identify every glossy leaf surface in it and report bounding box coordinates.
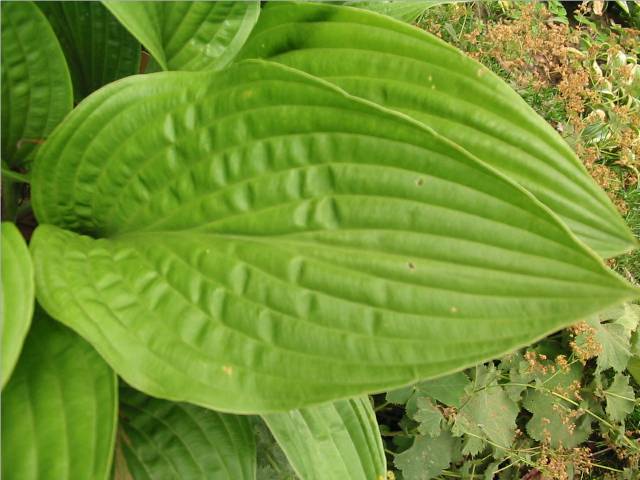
[116,387,255,479]
[104,1,259,71]
[37,1,141,100]
[31,61,636,413]
[263,397,386,480]
[1,222,34,387]
[1,1,72,165]
[1,309,117,479]
[236,2,635,258]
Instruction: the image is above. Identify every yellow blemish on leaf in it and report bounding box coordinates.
[222,365,233,376]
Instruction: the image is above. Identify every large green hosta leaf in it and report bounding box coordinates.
[30,61,636,413]
[236,2,635,258]
[1,1,72,165]
[263,397,386,479]
[116,387,255,479]
[37,1,141,100]
[1,308,117,480]
[104,1,260,71]
[1,222,34,387]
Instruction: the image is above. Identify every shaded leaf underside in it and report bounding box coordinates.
[1,0,72,165]
[37,1,141,100]
[118,387,256,479]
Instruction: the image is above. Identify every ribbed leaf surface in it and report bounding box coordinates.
[30,61,636,413]
[263,397,386,480]
[104,1,259,71]
[1,309,117,480]
[1,222,34,387]
[346,1,454,22]
[37,1,141,100]
[1,1,72,165]
[236,2,635,258]
[116,387,255,479]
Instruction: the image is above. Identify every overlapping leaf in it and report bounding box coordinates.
[30,60,636,413]
[1,1,72,165]
[395,431,458,480]
[263,397,386,480]
[523,363,591,448]
[1,308,117,480]
[116,387,255,479]
[104,1,259,71]
[236,2,636,258]
[1,222,34,387]
[37,1,141,100]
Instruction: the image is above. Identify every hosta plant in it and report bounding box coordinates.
[1,1,638,479]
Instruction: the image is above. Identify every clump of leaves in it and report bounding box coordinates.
[1,1,638,479]
[381,305,640,479]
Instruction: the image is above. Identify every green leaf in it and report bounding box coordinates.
[604,373,635,423]
[263,397,386,480]
[37,1,141,100]
[628,356,640,384]
[1,222,34,387]
[386,385,416,405]
[347,1,472,22]
[236,2,636,258]
[455,366,519,451]
[117,386,256,480]
[254,419,298,480]
[344,1,431,22]
[523,363,591,448]
[104,1,259,71]
[587,307,637,372]
[415,371,470,408]
[1,0,72,166]
[413,397,443,437]
[30,60,636,412]
[1,308,117,480]
[394,431,456,480]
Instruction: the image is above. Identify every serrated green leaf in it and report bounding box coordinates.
[254,419,298,480]
[604,373,635,423]
[37,1,141,100]
[414,397,443,437]
[1,308,117,480]
[117,386,256,480]
[504,353,535,402]
[416,372,470,408]
[236,2,636,257]
[263,397,386,480]
[523,363,591,448]
[387,385,416,405]
[587,312,634,372]
[1,222,34,387]
[30,60,637,412]
[394,431,456,480]
[104,1,259,71]
[456,367,519,451]
[1,1,72,165]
